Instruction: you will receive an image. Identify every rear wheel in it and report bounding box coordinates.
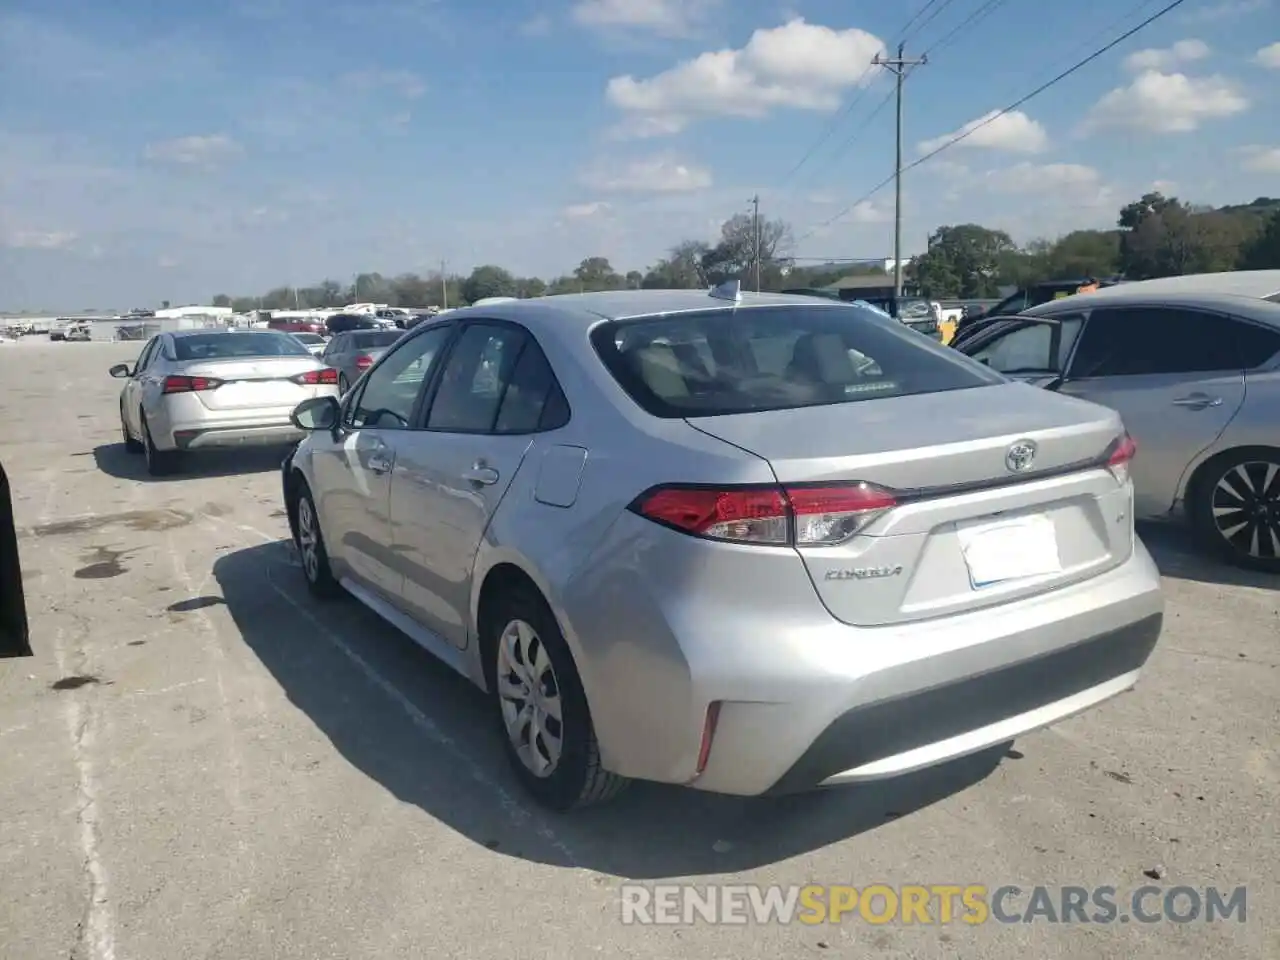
[1189,448,1280,573]
[141,414,178,476]
[294,481,341,599]
[485,584,627,811]
[121,406,143,453]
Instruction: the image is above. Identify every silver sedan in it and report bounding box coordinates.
[112,329,340,476]
[280,288,1163,812]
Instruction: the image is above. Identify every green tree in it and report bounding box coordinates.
[643,240,709,288]
[912,224,1017,298]
[701,213,793,289]
[461,265,517,303]
[625,270,643,289]
[573,256,622,291]
[1238,210,1280,269]
[211,293,232,307]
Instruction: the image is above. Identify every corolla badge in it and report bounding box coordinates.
[824,565,904,581]
[1005,439,1038,473]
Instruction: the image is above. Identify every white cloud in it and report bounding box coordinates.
[917,110,1048,155]
[845,200,890,223]
[1150,179,1179,194]
[1081,71,1248,133]
[580,155,713,193]
[340,69,427,99]
[572,0,718,37]
[563,201,611,218]
[986,162,1102,193]
[142,134,243,168]
[1181,0,1271,22]
[520,13,553,35]
[1256,41,1280,67]
[1239,145,1280,172]
[2,229,79,250]
[605,18,885,136]
[1123,39,1210,72]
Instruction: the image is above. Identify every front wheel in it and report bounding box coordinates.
[294,482,341,599]
[1189,448,1280,573]
[486,585,627,811]
[121,407,143,453]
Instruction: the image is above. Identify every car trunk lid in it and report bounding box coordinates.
[177,356,324,410]
[688,382,1133,626]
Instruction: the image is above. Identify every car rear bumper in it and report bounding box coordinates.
[170,422,306,450]
[558,516,1164,797]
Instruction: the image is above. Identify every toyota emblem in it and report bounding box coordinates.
[1005,439,1037,473]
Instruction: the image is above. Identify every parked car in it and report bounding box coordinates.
[0,458,30,659]
[319,328,404,393]
[110,329,341,476]
[280,286,1163,811]
[324,312,379,335]
[290,332,329,357]
[954,277,1127,341]
[953,276,1280,571]
[267,317,326,335]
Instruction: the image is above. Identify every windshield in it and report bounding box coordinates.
[353,331,403,349]
[292,334,324,344]
[590,304,998,418]
[173,332,312,361]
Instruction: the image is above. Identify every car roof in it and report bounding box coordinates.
[434,289,856,336]
[1024,288,1280,328]
[1061,270,1280,300]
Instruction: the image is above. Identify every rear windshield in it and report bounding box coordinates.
[352,330,403,349]
[590,304,998,418]
[292,333,324,343]
[173,332,312,361]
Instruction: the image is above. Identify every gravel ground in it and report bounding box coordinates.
[1,339,1277,960]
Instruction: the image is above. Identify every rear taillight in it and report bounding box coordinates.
[291,368,339,385]
[630,482,897,546]
[1105,432,1137,484]
[162,375,223,394]
[355,354,374,371]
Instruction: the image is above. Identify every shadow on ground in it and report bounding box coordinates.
[93,441,291,483]
[1138,522,1278,591]
[213,541,1005,878]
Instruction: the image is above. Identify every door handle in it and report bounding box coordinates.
[1171,395,1223,410]
[462,463,499,486]
[366,453,393,475]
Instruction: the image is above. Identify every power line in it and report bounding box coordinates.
[776,0,949,188]
[794,0,1189,243]
[901,0,960,46]
[923,0,1013,58]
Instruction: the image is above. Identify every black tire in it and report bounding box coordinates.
[338,373,350,395]
[121,406,143,453]
[293,480,341,599]
[484,584,628,811]
[1188,447,1280,574]
[141,414,179,476]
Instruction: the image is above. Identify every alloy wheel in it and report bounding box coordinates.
[495,618,563,778]
[1211,460,1280,560]
[296,497,320,582]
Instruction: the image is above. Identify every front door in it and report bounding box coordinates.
[309,323,454,598]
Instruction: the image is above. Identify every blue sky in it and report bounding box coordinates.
[1,0,1277,310]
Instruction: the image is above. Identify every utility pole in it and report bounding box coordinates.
[873,43,927,300]
[749,193,761,292]
[439,260,448,309]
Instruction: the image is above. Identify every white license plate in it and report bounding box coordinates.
[956,514,1062,589]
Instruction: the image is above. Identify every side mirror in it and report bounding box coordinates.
[291,395,340,432]
[109,363,132,378]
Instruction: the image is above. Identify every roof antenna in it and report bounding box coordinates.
[708,278,742,303]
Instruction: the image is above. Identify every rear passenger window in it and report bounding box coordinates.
[1069,307,1277,378]
[494,340,568,433]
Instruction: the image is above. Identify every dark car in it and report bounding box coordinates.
[325,313,379,335]
[1,460,30,658]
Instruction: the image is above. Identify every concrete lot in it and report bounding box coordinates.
[1,339,1277,959]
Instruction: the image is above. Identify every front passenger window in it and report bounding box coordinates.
[348,326,451,429]
[970,318,1081,374]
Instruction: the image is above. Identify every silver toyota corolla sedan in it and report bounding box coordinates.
[112,328,341,475]
[280,286,1164,811]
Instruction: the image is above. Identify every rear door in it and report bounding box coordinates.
[1056,306,1247,517]
[309,324,455,598]
[389,321,565,648]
